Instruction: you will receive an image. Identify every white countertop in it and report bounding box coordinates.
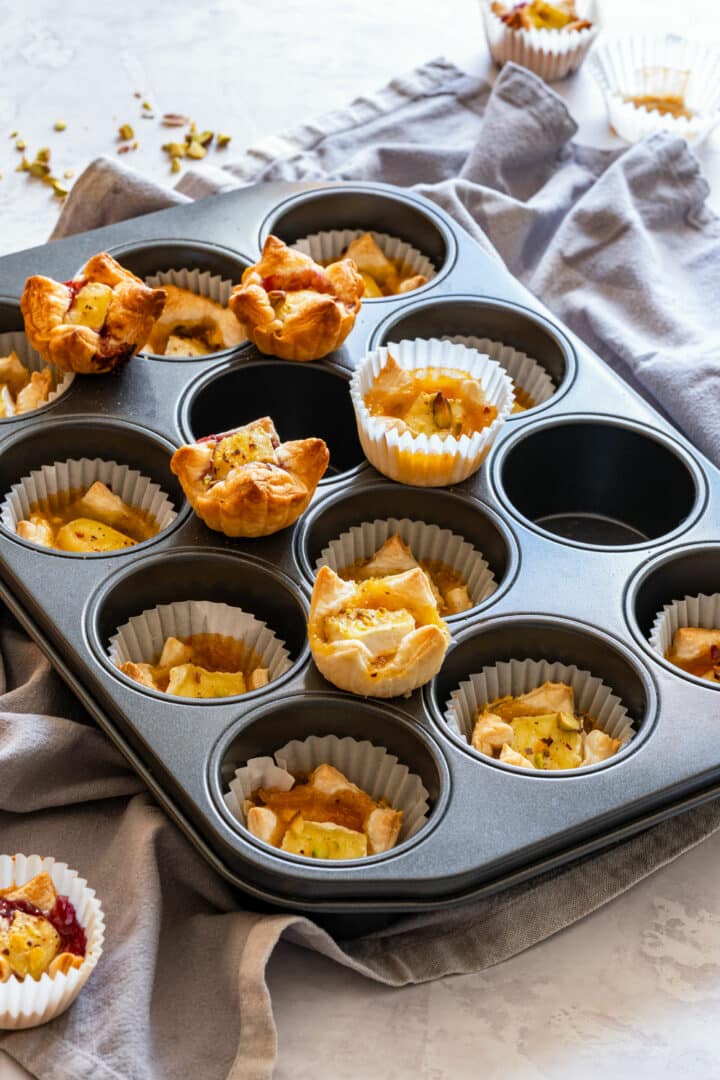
[2,2,720,1077]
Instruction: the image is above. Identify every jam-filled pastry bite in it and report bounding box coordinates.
[15,480,162,552]
[228,235,363,361]
[471,681,621,770]
[20,252,166,374]
[0,351,54,417]
[170,416,329,537]
[142,284,244,357]
[666,627,720,683]
[119,633,269,698]
[339,233,427,297]
[245,763,403,859]
[309,564,450,697]
[0,871,87,983]
[341,533,472,616]
[491,0,592,31]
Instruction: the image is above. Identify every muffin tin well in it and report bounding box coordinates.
[0,180,719,915]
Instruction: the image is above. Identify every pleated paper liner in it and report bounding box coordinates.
[0,854,104,1030]
[445,658,636,769]
[649,592,720,680]
[0,330,74,416]
[444,334,555,412]
[590,34,720,144]
[0,457,177,541]
[481,0,599,82]
[109,599,292,695]
[350,338,515,486]
[225,733,430,858]
[142,267,245,354]
[292,229,436,286]
[316,516,497,610]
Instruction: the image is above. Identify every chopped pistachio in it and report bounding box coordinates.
[63,168,75,179]
[28,161,50,178]
[188,121,197,134]
[51,180,69,198]
[557,712,582,732]
[15,138,26,151]
[53,120,67,132]
[15,156,29,172]
[162,141,186,158]
[118,123,135,141]
[534,753,545,769]
[196,130,214,147]
[432,392,452,429]
[162,113,189,127]
[171,156,181,174]
[186,140,206,160]
[133,91,141,99]
[142,100,152,111]
[9,130,17,138]
[117,144,131,155]
[36,147,51,163]
[216,133,231,148]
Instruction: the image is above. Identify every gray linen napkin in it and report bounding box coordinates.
[2,58,720,1080]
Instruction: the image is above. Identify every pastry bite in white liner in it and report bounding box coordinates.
[0,871,87,983]
[666,627,720,683]
[143,284,244,356]
[119,633,269,699]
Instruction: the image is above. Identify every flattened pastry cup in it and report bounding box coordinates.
[0,331,74,417]
[350,338,515,487]
[444,334,554,412]
[445,658,636,769]
[224,733,430,858]
[0,854,105,1030]
[109,599,292,695]
[141,267,245,357]
[316,516,497,611]
[481,0,599,82]
[649,592,720,674]
[0,457,177,545]
[293,230,436,292]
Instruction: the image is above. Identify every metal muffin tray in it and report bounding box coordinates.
[0,181,718,917]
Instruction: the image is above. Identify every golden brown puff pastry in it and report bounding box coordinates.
[20,252,166,374]
[143,285,245,356]
[228,235,363,362]
[171,416,329,537]
[308,565,450,697]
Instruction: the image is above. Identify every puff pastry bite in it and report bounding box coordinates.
[472,681,621,770]
[119,633,269,698]
[341,533,472,616]
[491,0,592,31]
[666,627,720,683]
[20,253,166,374]
[245,763,403,859]
[171,416,329,537]
[339,232,427,297]
[15,480,161,552]
[143,284,244,356]
[228,235,363,361]
[0,872,86,983]
[309,564,450,697]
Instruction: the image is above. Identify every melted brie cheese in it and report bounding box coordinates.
[324,606,415,658]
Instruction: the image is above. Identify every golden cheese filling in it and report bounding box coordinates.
[491,0,592,31]
[365,363,498,439]
[119,632,269,698]
[666,626,720,682]
[210,425,279,483]
[15,481,161,552]
[329,232,427,297]
[0,351,54,418]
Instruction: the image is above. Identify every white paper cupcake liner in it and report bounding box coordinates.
[649,593,720,676]
[444,334,554,411]
[0,854,104,1030]
[350,338,515,487]
[1,457,177,540]
[590,34,720,145]
[0,331,74,416]
[317,516,497,610]
[109,599,292,692]
[481,0,599,82]
[224,733,430,855]
[445,658,636,768]
[292,230,436,286]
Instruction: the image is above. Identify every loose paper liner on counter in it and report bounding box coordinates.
[317,516,497,610]
[143,267,246,354]
[350,338,515,487]
[0,457,177,538]
[0,330,74,415]
[109,599,292,690]
[0,854,104,1030]
[445,658,636,768]
[649,593,720,676]
[225,733,431,856]
[292,230,436,284]
[444,334,555,411]
[481,0,599,82]
[590,34,720,145]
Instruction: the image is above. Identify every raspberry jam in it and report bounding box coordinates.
[0,894,87,957]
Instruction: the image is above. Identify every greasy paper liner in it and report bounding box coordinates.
[293,230,436,285]
[445,658,636,769]
[590,34,720,145]
[317,516,497,609]
[142,266,245,354]
[108,599,292,692]
[481,0,599,82]
[350,338,515,486]
[224,733,431,857]
[0,457,177,540]
[0,331,74,416]
[649,593,720,681]
[0,854,104,1030]
[445,334,555,410]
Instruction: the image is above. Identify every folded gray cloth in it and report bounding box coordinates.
[3,59,720,1080]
